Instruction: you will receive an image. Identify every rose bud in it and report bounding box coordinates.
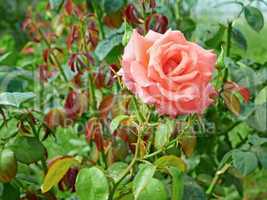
[145,13,168,33]
[0,149,17,183]
[58,167,79,192]
[124,4,141,24]
[44,108,66,130]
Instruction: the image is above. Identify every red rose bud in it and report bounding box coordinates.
[44,108,66,130]
[0,149,17,183]
[58,167,79,192]
[124,4,141,24]
[145,13,168,33]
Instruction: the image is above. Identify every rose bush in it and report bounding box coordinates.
[0,0,266,200]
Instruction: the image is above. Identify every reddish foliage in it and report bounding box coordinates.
[224,81,250,103]
[124,4,141,24]
[145,13,168,33]
[65,0,73,15]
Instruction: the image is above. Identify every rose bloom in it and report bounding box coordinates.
[119,29,217,117]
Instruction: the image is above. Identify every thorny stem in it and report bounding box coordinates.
[38,29,68,83]
[206,163,231,195]
[144,138,177,159]
[109,126,143,200]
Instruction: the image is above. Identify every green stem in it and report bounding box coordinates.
[144,138,177,159]
[38,29,68,83]
[206,163,231,195]
[226,21,232,57]
[30,124,48,173]
[132,96,145,123]
[91,0,105,39]
[109,127,142,200]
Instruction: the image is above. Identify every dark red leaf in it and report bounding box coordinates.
[65,0,73,15]
[124,4,141,24]
[145,13,168,33]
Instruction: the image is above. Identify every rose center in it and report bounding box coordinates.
[162,53,182,75]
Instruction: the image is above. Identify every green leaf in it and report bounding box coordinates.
[0,92,35,107]
[137,178,168,200]
[183,176,207,200]
[10,136,46,164]
[95,30,123,61]
[41,156,79,193]
[179,18,196,39]
[205,24,226,49]
[76,167,109,200]
[168,167,184,200]
[244,6,264,32]
[1,183,20,200]
[155,155,186,172]
[255,86,267,105]
[110,115,129,133]
[232,150,258,176]
[216,46,225,69]
[0,52,12,63]
[49,0,64,10]
[231,28,247,50]
[248,135,267,146]
[133,164,156,199]
[122,22,133,46]
[154,120,175,150]
[107,162,128,183]
[256,146,267,169]
[104,0,125,14]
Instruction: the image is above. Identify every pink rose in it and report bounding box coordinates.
[119,29,217,116]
